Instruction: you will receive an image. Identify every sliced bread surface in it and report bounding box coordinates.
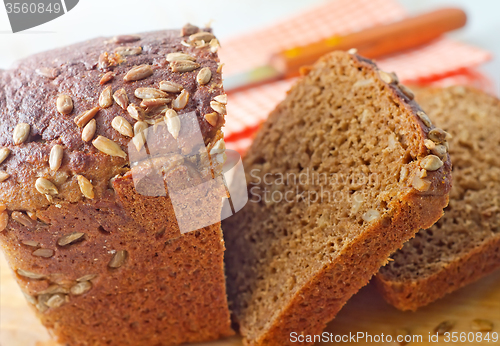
[222,51,452,346]
[376,86,500,311]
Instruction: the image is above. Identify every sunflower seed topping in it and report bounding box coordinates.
[197,67,212,85]
[76,274,98,282]
[70,281,92,295]
[209,38,220,53]
[0,171,10,182]
[111,89,128,110]
[123,64,153,82]
[416,111,432,127]
[17,268,45,280]
[189,31,215,43]
[112,35,140,44]
[159,80,183,93]
[210,100,226,115]
[170,60,200,73]
[92,136,127,158]
[22,240,39,247]
[379,70,396,84]
[35,178,58,195]
[49,145,63,171]
[35,67,58,79]
[99,72,114,85]
[134,121,148,136]
[214,94,227,105]
[38,285,69,295]
[99,86,113,108]
[13,123,30,145]
[172,90,189,110]
[11,211,36,228]
[204,112,219,127]
[180,23,199,36]
[165,109,181,139]
[111,116,134,137]
[434,321,455,335]
[0,211,8,232]
[471,319,493,332]
[0,148,11,164]
[32,248,54,258]
[114,46,142,56]
[412,174,431,192]
[76,175,94,199]
[56,94,74,115]
[108,250,128,268]
[81,119,96,142]
[428,128,449,143]
[45,294,67,309]
[74,107,99,127]
[134,87,167,99]
[166,52,196,62]
[126,104,144,121]
[140,98,171,108]
[57,232,85,246]
[399,84,415,100]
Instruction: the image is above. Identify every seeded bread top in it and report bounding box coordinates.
[0,27,226,212]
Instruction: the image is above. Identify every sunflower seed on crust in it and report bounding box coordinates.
[75,175,94,199]
[189,31,215,43]
[111,116,133,137]
[134,121,148,136]
[114,46,142,56]
[81,119,97,142]
[180,23,199,36]
[99,72,114,85]
[113,89,129,110]
[13,123,30,145]
[46,294,67,309]
[32,248,54,258]
[412,175,431,192]
[74,107,99,127]
[123,64,153,82]
[38,285,69,295]
[0,211,8,232]
[77,274,98,282]
[379,70,396,84]
[209,38,220,53]
[399,84,415,100]
[108,250,128,268]
[420,155,443,171]
[170,60,200,73]
[56,94,73,115]
[166,52,196,62]
[159,80,183,93]
[17,268,45,280]
[140,98,171,108]
[164,109,181,139]
[22,240,39,247]
[428,128,449,143]
[35,67,58,79]
[416,111,432,127]
[70,281,92,295]
[134,87,167,99]
[112,35,140,44]
[172,90,189,110]
[434,321,455,335]
[204,112,219,127]
[197,67,212,85]
[27,211,37,220]
[0,171,10,182]
[11,211,36,228]
[92,136,127,158]
[127,104,146,121]
[99,86,113,108]
[0,148,11,164]
[210,100,226,115]
[214,94,227,104]
[49,145,63,171]
[35,178,58,195]
[57,231,85,246]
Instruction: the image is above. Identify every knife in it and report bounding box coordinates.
[224,7,467,93]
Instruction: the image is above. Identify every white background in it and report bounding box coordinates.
[0,0,499,94]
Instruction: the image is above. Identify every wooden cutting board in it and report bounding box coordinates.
[1,253,499,346]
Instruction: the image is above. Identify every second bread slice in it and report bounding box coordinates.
[223,51,452,346]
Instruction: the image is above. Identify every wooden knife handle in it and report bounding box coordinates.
[272,8,467,78]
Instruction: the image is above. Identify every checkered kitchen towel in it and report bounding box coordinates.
[218,0,491,153]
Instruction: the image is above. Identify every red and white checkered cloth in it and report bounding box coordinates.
[218,0,492,153]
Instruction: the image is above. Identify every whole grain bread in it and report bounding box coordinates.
[222,51,451,346]
[0,26,233,345]
[376,86,500,311]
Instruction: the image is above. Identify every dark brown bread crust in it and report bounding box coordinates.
[0,29,232,345]
[375,86,500,311]
[223,52,451,346]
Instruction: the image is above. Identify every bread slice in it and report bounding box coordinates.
[222,51,452,346]
[376,86,500,311]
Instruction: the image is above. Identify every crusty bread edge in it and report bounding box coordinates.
[241,52,452,346]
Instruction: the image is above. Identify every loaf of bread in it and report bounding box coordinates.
[376,86,500,311]
[222,51,452,346]
[0,26,233,345]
